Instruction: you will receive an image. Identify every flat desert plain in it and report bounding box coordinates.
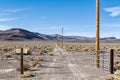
[0,41,119,80]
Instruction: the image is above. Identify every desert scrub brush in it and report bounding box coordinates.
[18,71,34,78]
[114,70,120,80]
[104,75,114,80]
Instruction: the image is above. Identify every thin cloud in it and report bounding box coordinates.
[0,18,16,22]
[0,8,28,16]
[64,32,95,37]
[104,6,120,17]
[101,23,120,27]
[0,24,22,30]
[100,32,120,38]
[1,8,28,13]
[0,25,12,30]
[0,8,28,22]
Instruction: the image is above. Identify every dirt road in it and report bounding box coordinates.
[0,44,110,80]
[37,45,110,80]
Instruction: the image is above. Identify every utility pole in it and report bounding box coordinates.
[57,34,59,47]
[61,27,63,48]
[96,0,100,68]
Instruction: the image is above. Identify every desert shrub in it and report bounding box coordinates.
[35,57,43,61]
[18,71,34,78]
[49,52,54,56]
[104,76,114,80]
[26,49,32,55]
[35,63,41,68]
[23,62,31,71]
[115,61,120,65]
[3,48,9,52]
[115,63,120,70]
[40,50,48,55]
[31,57,41,67]
[114,70,120,80]
[82,48,88,51]
[4,54,12,58]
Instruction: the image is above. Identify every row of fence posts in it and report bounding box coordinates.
[20,48,114,75]
[96,49,114,74]
[20,49,114,75]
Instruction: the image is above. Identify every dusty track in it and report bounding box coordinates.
[0,44,110,80]
[39,45,110,80]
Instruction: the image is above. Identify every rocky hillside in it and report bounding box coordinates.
[0,28,45,41]
[0,28,118,42]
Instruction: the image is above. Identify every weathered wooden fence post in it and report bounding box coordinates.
[61,27,63,48]
[21,48,24,74]
[110,49,114,74]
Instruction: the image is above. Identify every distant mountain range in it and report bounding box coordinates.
[0,28,119,42]
[0,28,44,41]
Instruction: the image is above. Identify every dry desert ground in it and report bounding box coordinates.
[0,41,120,80]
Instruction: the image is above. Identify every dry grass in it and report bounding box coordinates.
[62,43,120,54]
[49,53,54,56]
[1,41,120,55]
[104,76,114,80]
[0,41,55,55]
[32,59,40,67]
[115,63,120,70]
[114,70,120,80]
[23,62,31,71]
[18,71,33,78]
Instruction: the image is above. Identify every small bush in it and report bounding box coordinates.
[32,58,41,67]
[23,62,31,71]
[4,54,12,58]
[104,76,114,80]
[114,70,120,80]
[18,71,34,78]
[115,63,120,70]
[49,52,54,56]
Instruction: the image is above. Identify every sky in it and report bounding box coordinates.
[0,0,120,38]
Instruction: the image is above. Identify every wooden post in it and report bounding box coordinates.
[110,49,114,74]
[20,48,24,74]
[62,27,63,48]
[96,0,100,68]
[57,35,60,47]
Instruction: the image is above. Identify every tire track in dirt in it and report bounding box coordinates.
[67,52,110,80]
[41,44,75,80]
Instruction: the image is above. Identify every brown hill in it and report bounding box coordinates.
[0,28,45,41]
[0,28,118,42]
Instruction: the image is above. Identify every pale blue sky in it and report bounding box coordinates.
[0,0,120,38]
